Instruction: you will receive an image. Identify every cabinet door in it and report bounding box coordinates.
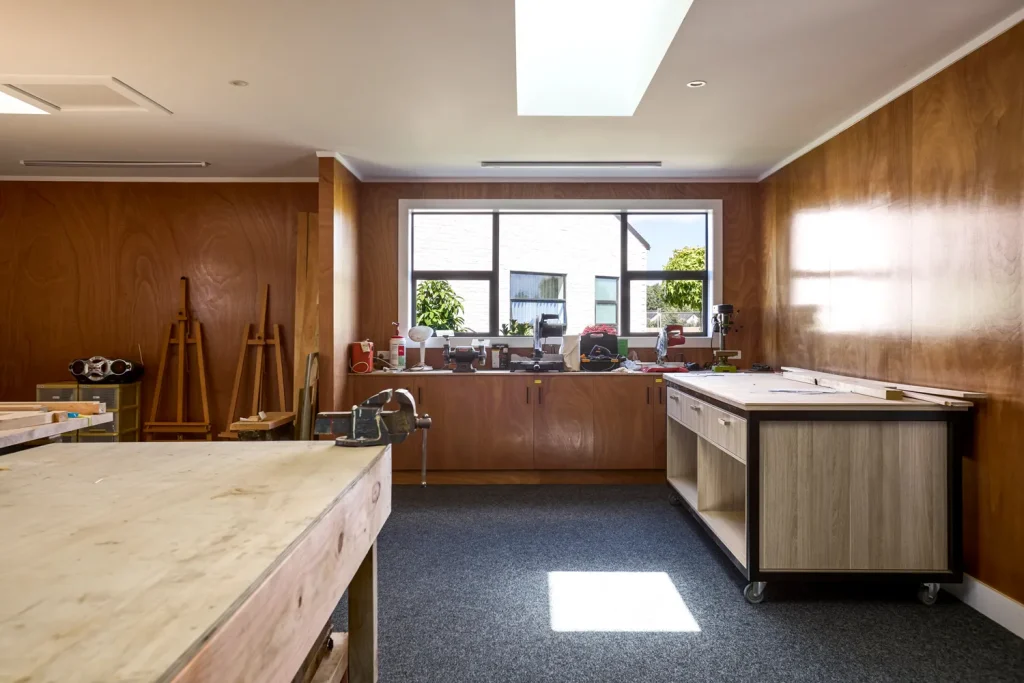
[346,375,422,470]
[423,375,534,470]
[652,378,667,469]
[533,375,594,469]
[593,376,656,468]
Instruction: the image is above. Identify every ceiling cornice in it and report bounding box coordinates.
[315,151,365,182]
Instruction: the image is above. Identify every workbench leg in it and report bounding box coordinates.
[349,541,378,683]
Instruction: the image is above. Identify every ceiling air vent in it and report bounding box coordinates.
[0,75,171,114]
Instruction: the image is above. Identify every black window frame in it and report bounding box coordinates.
[594,276,619,327]
[410,210,710,337]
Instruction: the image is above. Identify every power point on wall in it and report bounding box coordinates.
[377,351,389,361]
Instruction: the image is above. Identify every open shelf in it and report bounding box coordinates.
[668,475,698,509]
[700,510,746,568]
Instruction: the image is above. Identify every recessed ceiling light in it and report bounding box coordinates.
[0,90,48,115]
[516,0,695,116]
[687,80,707,88]
[229,80,249,87]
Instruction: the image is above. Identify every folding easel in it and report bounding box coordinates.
[143,277,212,440]
[219,284,288,439]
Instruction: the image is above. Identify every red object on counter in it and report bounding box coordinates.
[349,340,374,373]
[642,366,688,373]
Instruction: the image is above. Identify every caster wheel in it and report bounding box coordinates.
[668,492,682,506]
[918,583,940,606]
[744,581,767,604]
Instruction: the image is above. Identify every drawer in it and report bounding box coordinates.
[79,383,138,410]
[36,385,78,402]
[679,393,705,432]
[666,387,684,423]
[701,402,747,462]
[79,433,119,443]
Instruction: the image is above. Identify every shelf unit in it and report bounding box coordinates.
[77,382,141,442]
[667,414,747,569]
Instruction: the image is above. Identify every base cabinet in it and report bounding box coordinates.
[347,373,667,471]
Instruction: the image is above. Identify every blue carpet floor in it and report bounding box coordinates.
[333,485,1024,682]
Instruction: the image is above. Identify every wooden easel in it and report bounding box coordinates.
[219,284,288,439]
[143,277,212,440]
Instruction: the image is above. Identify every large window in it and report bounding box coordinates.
[410,209,711,337]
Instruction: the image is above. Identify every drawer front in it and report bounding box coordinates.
[37,386,78,402]
[79,385,137,410]
[84,407,139,435]
[666,387,684,423]
[701,402,747,462]
[680,393,705,432]
[79,433,119,443]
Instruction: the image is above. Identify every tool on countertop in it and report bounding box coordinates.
[69,356,144,384]
[314,388,433,486]
[491,343,510,369]
[711,304,739,372]
[579,325,626,372]
[407,325,434,371]
[443,337,487,373]
[510,314,565,372]
[642,324,690,373]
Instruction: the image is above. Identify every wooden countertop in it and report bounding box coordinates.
[0,412,113,449]
[0,441,388,683]
[664,373,962,411]
[358,369,675,377]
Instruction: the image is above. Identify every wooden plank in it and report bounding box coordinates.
[0,414,113,449]
[901,390,974,408]
[348,542,377,683]
[230,411,296,432]
[781,371,904,400]
[0,401,106,415]
[293,212,320,415]
[0,442,390,683]
[224,324,252,434]
[780,366,987,400]
[0,412,53,430]
[251,285,270,416]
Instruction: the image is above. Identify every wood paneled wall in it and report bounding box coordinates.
[318,158,361,410]
[0,182,317,434]
[760,22,1024,602]
[357,183,763,366]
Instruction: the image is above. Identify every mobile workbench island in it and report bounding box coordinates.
[662,372,970,604]
[0,441,391,683]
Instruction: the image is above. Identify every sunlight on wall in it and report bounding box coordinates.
[547,571,700,632]
[790,207,908,334]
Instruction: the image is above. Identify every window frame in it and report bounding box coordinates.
[594,276,619,327]
[509,270,568,327]
[402,199,723,348]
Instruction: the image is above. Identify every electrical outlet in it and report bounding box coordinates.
[377,351,389,361]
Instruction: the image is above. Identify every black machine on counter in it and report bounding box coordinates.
[314,388,433,485]
[580,330,625,372]
[510,313,565,372]
[442,338,487,373]
[69,356,144,384]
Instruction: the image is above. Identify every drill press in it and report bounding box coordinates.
[711,304,740,372]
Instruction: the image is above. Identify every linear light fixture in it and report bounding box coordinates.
[482,161,662,169]
[20,160,210,168]
[515,0,694,116]
[0,90,48,115]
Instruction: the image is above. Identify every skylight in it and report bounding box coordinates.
[0,90,48,115]
[515,0,693,117]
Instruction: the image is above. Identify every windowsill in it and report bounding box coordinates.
[417,335,713,349]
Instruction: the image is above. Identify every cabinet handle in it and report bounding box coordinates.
[526,386,530,404]
[690,405,701,412]
[538,387,543,405]
[646,387,650,405]
[669,395,680,401]
[659,387,663,404]
[418,387,422,404]
[718,417,730,426]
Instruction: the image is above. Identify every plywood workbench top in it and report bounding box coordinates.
[0,441,388,683]
[362,369,671,376]
[665,373,963,411]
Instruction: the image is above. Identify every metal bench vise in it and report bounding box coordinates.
[314,388,432,485]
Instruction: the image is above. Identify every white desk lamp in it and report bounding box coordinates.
[408,326,434,371]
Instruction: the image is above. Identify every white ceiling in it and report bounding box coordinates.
[0,0,1021,181]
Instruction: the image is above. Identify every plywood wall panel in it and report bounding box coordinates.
[0,182,317,435]
[357,182,764,364]
[760,22,1024,601]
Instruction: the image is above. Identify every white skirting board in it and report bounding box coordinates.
[943,575,1024,640]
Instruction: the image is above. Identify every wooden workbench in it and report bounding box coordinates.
[0,441,391,683]
[0,412,113,450]
[662,373,969,604]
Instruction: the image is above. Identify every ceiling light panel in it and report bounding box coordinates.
[0,90,48,115]
[515,0,694,117]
